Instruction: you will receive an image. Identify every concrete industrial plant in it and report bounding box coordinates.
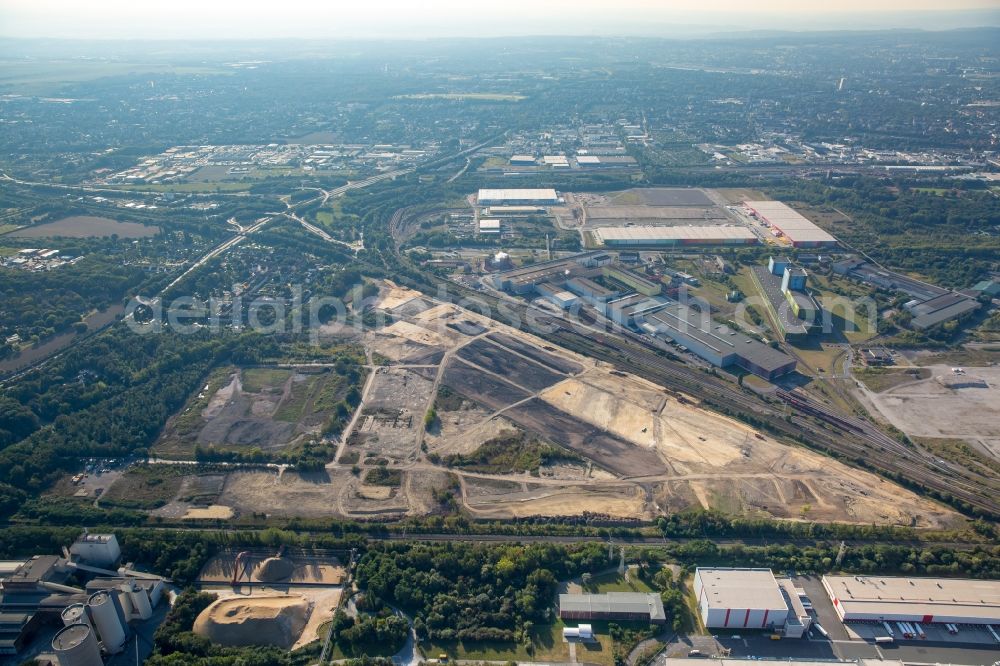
[0,533,166,663]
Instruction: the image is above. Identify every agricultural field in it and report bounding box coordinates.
[9,215,159,238]
[0,59,226,93]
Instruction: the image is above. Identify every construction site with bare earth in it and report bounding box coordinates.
[193,548,348,651]
[89,281,962,528]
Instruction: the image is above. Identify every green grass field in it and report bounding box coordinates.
[327,635,405,660]
[584,571,656,594]
[272,373,324,422]
[100,465,185,510]
[241,367,292,393]
[161,367,234,444]
[854,367,930,393]
[419,616,655,666]
[420,622,574,665]
[315,210,334,227]
[0,60,228,94]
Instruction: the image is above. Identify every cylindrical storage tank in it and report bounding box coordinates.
[128,584,152,620]
[88,589,127,653]
[52,623,103,666]
[61,603,92,630]
[149,579,164,607]
[116,586,135,619]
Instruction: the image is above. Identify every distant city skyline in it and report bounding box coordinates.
[1,0,999,40]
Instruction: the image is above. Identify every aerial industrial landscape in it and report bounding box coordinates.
[0,6,999,666]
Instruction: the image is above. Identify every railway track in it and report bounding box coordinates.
[423,275,999,517]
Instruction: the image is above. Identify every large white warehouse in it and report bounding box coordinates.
[477,188,559,205]
[695,568,811,636]
[822,575,1000,625]
[593,225,758,247]
[744,201,838,247]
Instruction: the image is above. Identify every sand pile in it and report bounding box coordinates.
[256,556,295,582]
[193,595,310,648]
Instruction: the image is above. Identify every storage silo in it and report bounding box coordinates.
[116,586,135,619]
[124,581,153,620]
[52,623,103,666]
[88,589,127,653]
[149,578,164,607]
[61,603,92,630]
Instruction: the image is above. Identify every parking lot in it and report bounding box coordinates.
[658,631,1000,666]
[657,574,1000,666]
[794,574,850,641]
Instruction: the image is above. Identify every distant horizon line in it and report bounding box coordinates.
[1,6,999,42]
[1,23,999,43]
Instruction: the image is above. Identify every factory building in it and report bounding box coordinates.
[768,256,791,275]
[69,533,121,569]
[638,305,796,380]
[781,267,808,293]
[694,568,812,636]
[832,256,978,330]
[492,259,583,294]
[477,188,560,205]
[0,612,43,655]
[609,296,671,327]
[859,347,894,366]
[562,623,594,640]
[536,283,580,310]
[491,252,604,294]
[560,593,667,625]
[484,205,546,218]
[478,219,501,234]
[749,262,818,340]
[509,155,536,165]
[602,266,662,296]
[574,155,637,168]
[566,277,620,313]
[594,226,758,248]
[905,292,979,329]
[0,532,166,660]
[822,575,1000,625]
[744,201,838,247]
[578,253,613,268]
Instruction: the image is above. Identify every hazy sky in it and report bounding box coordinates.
[2,0,999,39]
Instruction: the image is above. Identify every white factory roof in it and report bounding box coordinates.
[594,226,757,243]
[823,575,1000,622]
[744,201,837,244]
[577,155,601,164]
[478,188,558,202]
[478,219,501,231]
[697,568,788,610]
[510,155,535,162]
